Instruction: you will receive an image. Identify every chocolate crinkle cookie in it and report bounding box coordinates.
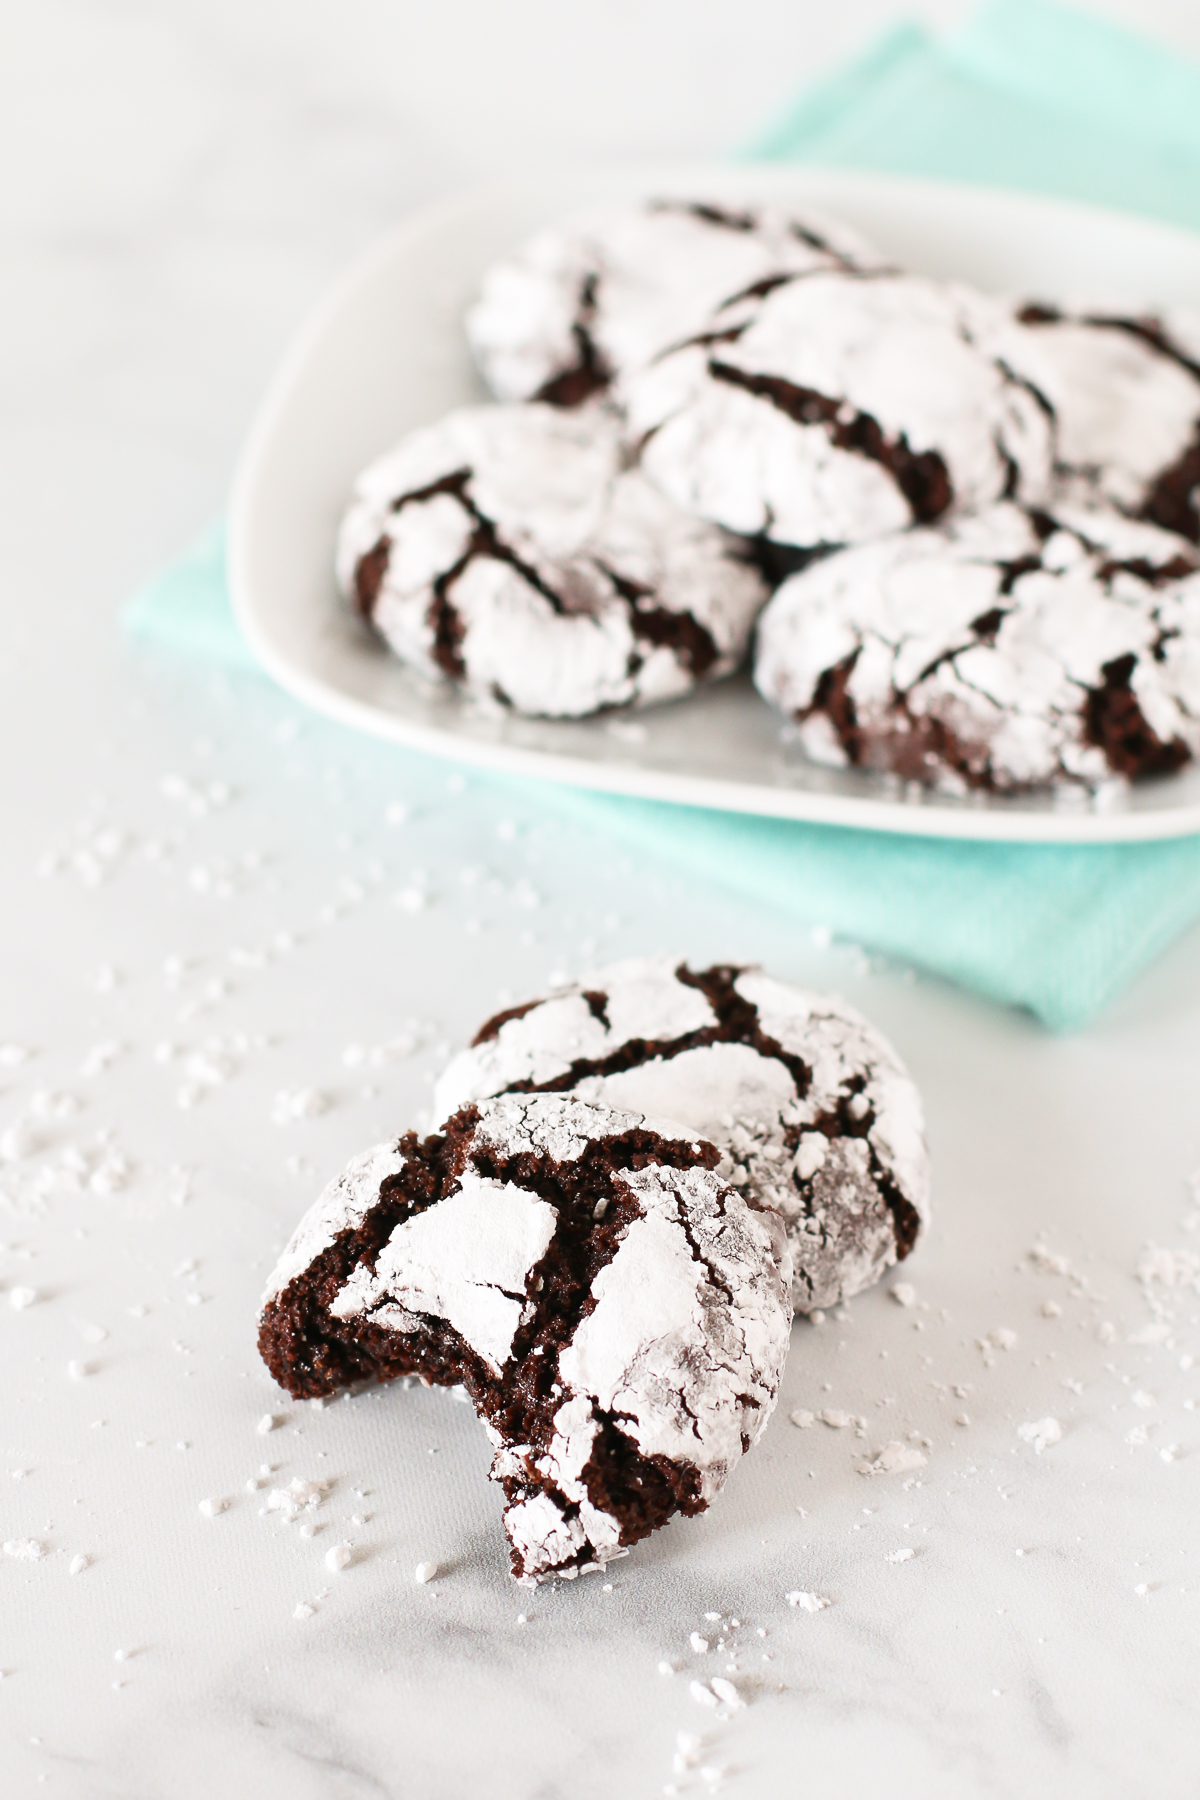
[992,303,1200,541]
[258,1093,792,1584]
[621,271,1054,556]
[336,403,768,717]
[435,957,929,1315]
[466,197,886,408]
[754,501,1200,795]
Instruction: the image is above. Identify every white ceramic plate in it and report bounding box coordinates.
[229,163,1200,842]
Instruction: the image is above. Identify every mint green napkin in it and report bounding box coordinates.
[122,0,1200,1031]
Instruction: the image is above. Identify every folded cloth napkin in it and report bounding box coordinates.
[121,0,1200,1031]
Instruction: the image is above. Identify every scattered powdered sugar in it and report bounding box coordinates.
[342,1029,426,1069]
[816,1408,862,1430]
[4,1539,46,1561]
[786,1590,831,1612]
[198,1497,230,1517]
[890,1283,916,1307]
[0,1123,37,1163]
[414,1561,439,1584]
[789,1408,815,1429]
[9,1286,37,1310]
[859,1441,927,1476]
[1138,1245,1200,1292]
[292,1602,315,1621]
[886,1547,915,1564]
[1017,1418,1063,1454]
[271,1088,330,1125]
[29,1090,82,1122]
[325,1541,353,1573]
[68,1554,90,1575]
[263,1477,331,1523]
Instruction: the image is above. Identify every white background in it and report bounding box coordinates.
[2,3,1200,1796]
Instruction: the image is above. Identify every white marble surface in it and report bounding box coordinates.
[4,3,1200,1795]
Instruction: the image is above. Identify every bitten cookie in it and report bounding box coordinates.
[434,958,930,1314]
[754,501,1200,794]
[336,404,768,717]
[466,197,885,407]
[622,271,1054,554]
[258,1094,792,1584]
[996,304,1200,540]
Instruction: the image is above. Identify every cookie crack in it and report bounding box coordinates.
[594,561,720,678]
[707,359,953,524]
[1082,652,1191,778]
[535,269,612,407]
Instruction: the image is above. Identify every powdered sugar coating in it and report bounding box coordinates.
[259,1092,792,1583]
[336,404,767,717]
[466,198,886,407]
[435,958,930,1312]
[487,1112,792,1582]
[990,304,1200,538]
[331,1172,559,1373]
[262,1140,407,1306]
[754,501,1200,794]
[623,272,1054,551]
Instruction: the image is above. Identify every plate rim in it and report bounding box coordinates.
[229,159,1200,846]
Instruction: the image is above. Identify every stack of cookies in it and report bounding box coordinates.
[259,959,931,1584]
[338,197,1200,798]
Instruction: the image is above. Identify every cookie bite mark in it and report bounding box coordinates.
[259,1105,717,1405]
[257,1124,476,1401]
[707,360,953,523]
[259,1094,790,1582]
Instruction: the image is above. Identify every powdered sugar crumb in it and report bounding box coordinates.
[1017,1418,1063,1454]
[787,1590,831,1612]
